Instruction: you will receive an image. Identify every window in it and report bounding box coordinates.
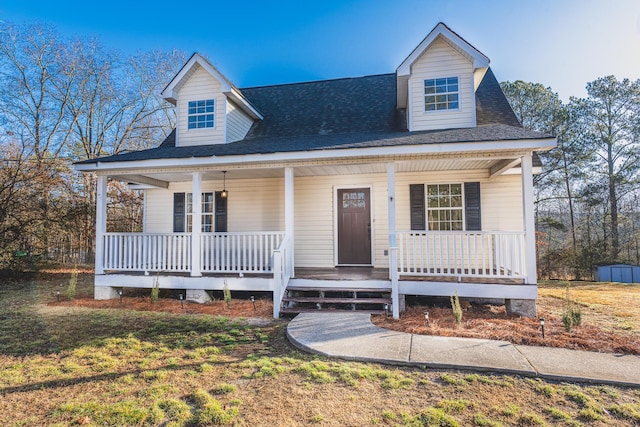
[187,99,214,129]
[427,184,463,230]
[409,183,481,231]
[424,77,459,111]
[186,193,214,232]
[173,192,227,232]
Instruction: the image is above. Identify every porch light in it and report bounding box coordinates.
[221,171,228,198]
[251,295,256,310]
[118,289,123,304]
[56,290,60,302]
[179,293,184,309]
[424,311,430,327]
[384,303,389,318]
[540,317,545,339]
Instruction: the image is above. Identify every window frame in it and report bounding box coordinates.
[186,192,214,233]
[187,99,215,129]
[426,183,465,231]
[424,76,460,112]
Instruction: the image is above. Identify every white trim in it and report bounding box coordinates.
[407,79,414,131]
[95,175,107,275]
[397,23,489,77]
[399,281,537,300]
[521,154,537,285]
[75,138,557,173]
[284,167,295,276]
[190,172,202,277]
[333,184,375,266]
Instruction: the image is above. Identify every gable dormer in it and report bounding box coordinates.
[397,23,489,132]
[161,53,262,147]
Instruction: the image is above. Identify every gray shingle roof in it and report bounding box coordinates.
[77,68,552,166]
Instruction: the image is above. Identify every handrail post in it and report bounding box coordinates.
[273,248,283,318]
[389,246,400,319]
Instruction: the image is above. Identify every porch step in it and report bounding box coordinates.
[281,286,392,315]
[280,307,386,315]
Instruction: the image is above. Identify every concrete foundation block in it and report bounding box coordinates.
[186,289,212,304]
[398,294,406,313]
[505,299,537,318]
[94,286,120,300]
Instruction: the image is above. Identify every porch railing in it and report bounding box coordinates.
[103,233,192,272]
[273,234,293,318]
[397,231,526,279]
[102,231,284,273]
[200,232,284,273]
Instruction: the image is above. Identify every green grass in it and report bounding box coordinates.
[1,273,640,426]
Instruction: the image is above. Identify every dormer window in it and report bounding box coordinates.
[424,77,459,111]
[188,99,215,129]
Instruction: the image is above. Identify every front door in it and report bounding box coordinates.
[337,188,371,265]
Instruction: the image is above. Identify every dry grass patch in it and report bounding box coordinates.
[2,273,640,426]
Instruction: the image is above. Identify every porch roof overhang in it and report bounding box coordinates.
[75,124,555,181]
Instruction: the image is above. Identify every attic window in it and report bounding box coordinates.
[188,99,215,129]
[424,77,459,111]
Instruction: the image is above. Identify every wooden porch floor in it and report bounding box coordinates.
[294,267,524,285]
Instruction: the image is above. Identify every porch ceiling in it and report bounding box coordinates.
[111,157,520,185]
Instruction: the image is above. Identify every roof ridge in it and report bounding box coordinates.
[240,72,395,91]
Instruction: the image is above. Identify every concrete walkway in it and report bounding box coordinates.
[286,312,640,387]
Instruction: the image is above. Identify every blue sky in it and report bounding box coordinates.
[2,0,639,101]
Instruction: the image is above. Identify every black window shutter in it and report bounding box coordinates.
[215,191,227,232]
[173,193,185,232]
[464,182,482,231]
[409,184,426,231]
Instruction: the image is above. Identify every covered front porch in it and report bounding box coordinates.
[91,151,540,318]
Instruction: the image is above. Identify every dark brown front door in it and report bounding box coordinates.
[337,188,371,265]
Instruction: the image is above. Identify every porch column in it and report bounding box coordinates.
[95,175,107,275]
[191,172,202,277]
[521,154,537,285]
[284,167,295,277]
[387,162,400,319]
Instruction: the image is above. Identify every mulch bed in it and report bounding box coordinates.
[371,304,640,355]
[49,296,274,318]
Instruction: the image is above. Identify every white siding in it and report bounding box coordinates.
[294,174,390,268]
[144,178,284,234]
[176,65,226,147]
[143,170,523,268]
[408,37,475,131]
[226,101,254,143]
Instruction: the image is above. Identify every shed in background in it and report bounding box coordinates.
[594,264,640,283]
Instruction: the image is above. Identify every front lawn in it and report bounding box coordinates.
[0,272,639,426]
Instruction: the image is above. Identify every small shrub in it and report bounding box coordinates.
[223,280,231,307]
[561,283,582,332]
[151,275,160,304]
[67,270,78,300]
[450,290,463,326]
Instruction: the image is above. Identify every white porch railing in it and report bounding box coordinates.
[200,232,284,273]
[102,232,284,273]
[103,233,192,272]
[272,234,293,318]
[397,231,526,279]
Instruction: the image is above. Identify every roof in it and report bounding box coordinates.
[77,67,549,166]
[396,22,489,76]
[78,123,550,164]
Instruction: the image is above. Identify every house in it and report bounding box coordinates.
[74,23,556,319]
